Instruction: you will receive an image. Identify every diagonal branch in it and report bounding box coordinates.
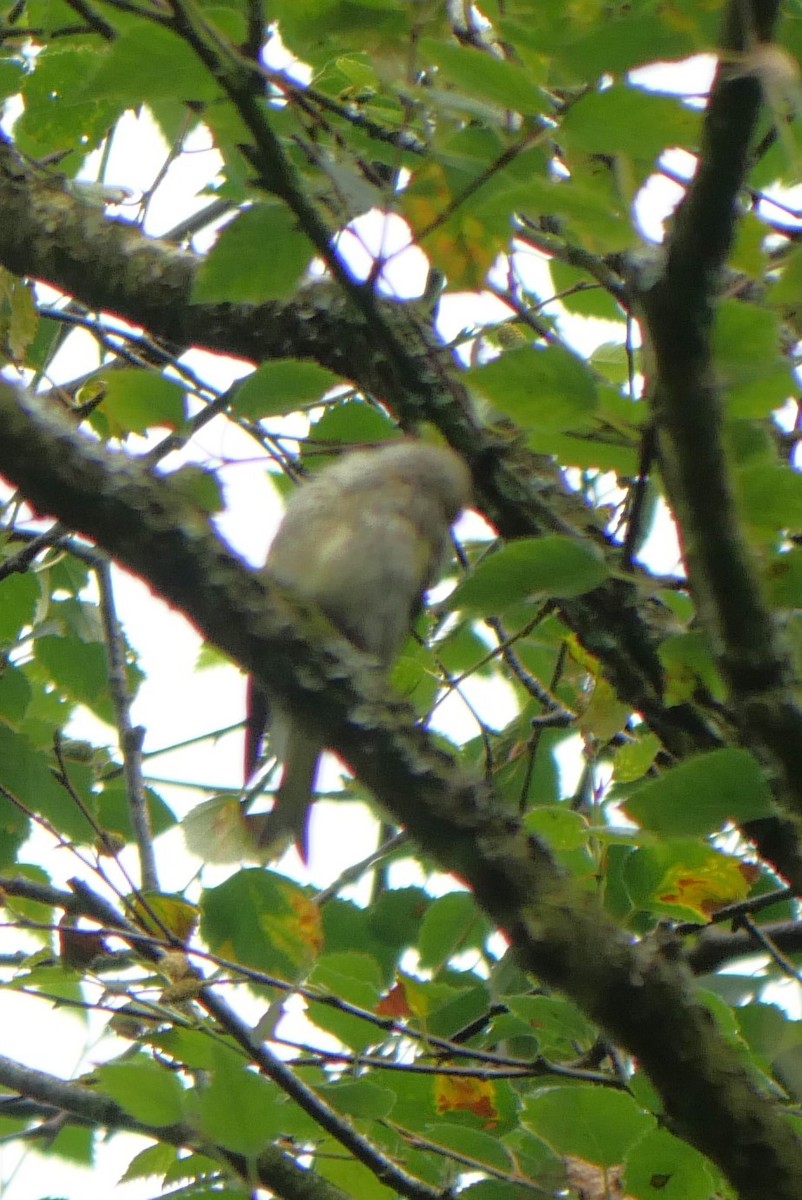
[2,384,802,1198]
[0,1052,354,1200]
[4,121,802,884]
[0,135,716,743]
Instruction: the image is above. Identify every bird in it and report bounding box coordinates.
[244,438,472,862]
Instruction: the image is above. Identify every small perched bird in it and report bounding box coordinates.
[245,439,472,862]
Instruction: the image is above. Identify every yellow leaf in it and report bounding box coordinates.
[657,853,751,920]
[435,1075,499,1127]
[129,892,199,941]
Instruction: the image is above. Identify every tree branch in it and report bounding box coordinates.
[4,88,802,885]
[2,385,802,1198]
[640,2,802,838]
[0,134,722,746]
[0,1052,355,1200]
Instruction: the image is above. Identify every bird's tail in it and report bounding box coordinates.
[255,726,320,863]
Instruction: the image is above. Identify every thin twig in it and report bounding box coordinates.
[96,560,158,890]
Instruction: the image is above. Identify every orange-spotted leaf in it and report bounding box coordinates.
[435,1074,499,1127]
[202,868,322,976]
[624,841,752,923]
[264,879,323,960]
[657,853,751,919]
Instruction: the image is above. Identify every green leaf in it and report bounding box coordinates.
[547,13,707,78]
[525,806,588,851]
[0,61,24,101]
[120,1143,177,1184]
[35,635,111,723]
[523,1085,654,1166]
[272,0,407,44]
[426,982,491,1040]
[624,749,773,835]
[0,726,97,843]
[0,664,32,725]
[321,887,429,980]
[17,45,121,155]
[6,276,39,360]
[467,345,597,431]
[498,174,634,252]
[613,733,662,784]
[198,1046,284,1155]
[657,631,726,707]
[0,571,39,642]
[712,301,793,419]
[418,892,489,972]
[532,429,639,475]
[97,783,177,840]
[49,1123,95,1166]
[737,464,802,533]
[765,547,802,607]
[148,1027,220,1072]
[623,839,753,923]
[767,242,802,309]
[429,1123,513,1172]
[183,793,263,864]
[307,952,382,1050]
[450,536,608,614]
[419,38,542,113]
[306,401,399,456]
[235,360,342,419]
[46,554,91,597]
[737,1002,802,1064]
[89,24,224,104]
[192,204,315,303]
[204,6,248,44]
[560,86,699,162]
[506,995,595,1058]
[319,1080,396,1119]
[624,1128,714,1200]
[98,1060,185,1127]
[201,868,322,975]
[167,465,225,514]
[162,1150,223,1186]
[550,260,625,321]
[91,369,185,435]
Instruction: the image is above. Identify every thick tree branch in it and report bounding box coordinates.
[1,386,802,1198]
[4,119,802,884]
[0,136,720,743]
[686,918,802,975]
[640,1,802,838]
[0,1052,354,1200]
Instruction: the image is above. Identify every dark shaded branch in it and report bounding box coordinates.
[5,124,802,885]
[58,885,442,1200]
[2,386,802,1198]
[687,918,802,974]
[640,2,802,833]
[0,1053,354,1200]
[0,872,601,1076]
[0,135,717,737]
